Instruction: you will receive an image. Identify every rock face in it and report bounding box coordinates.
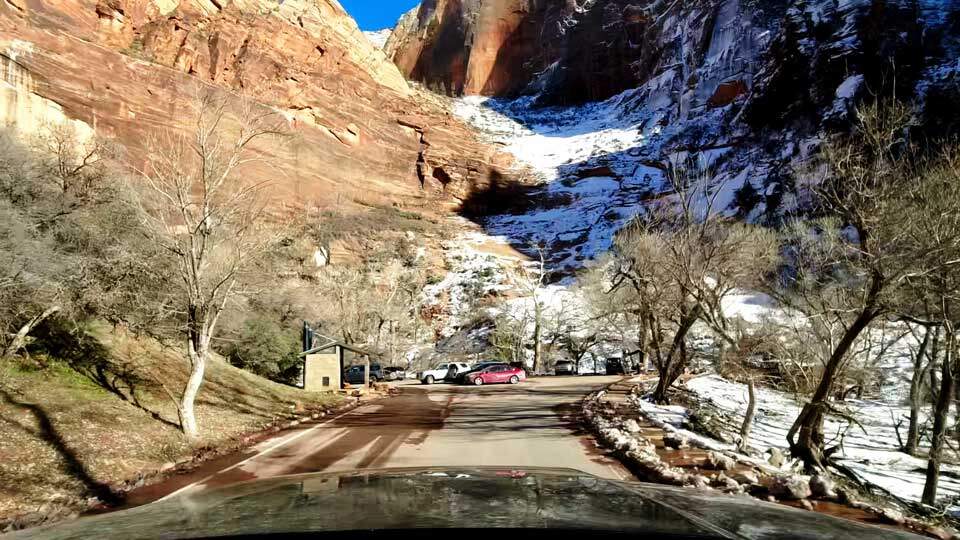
[386,0,573,97]
[395,0,958,233]
[388,0,960,125]
[386,0,761,105]
[765,475,813,501]
[0,0,515,213]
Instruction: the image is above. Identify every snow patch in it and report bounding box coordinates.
[363,29,391,49]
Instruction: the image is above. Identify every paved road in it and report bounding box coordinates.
[128,376,632,505]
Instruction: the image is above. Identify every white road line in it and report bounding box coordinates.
[154,403,363,503]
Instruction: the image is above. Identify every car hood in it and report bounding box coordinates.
[13,467,922,539]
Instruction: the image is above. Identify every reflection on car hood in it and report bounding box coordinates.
[13,467,922,539]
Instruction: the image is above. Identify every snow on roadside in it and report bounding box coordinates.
[636,374,960,506]
[633,397,733,453]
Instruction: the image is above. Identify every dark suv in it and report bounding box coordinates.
[605,358,629,375]
[554,360,577,376]
[344,364,384,384]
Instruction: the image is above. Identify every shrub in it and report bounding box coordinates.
[226,318,302,385]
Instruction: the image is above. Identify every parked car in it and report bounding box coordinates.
[509,362,529,374]
[344,364,384,384]
[383,367,406,381]
[418,362,470,385]
[454,361,507,384]
[605,358,631,376]
[554,360,577,376]
[466,365,526,386]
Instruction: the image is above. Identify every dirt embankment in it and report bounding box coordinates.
[0,324,345,533]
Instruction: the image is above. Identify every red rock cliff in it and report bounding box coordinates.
[386,0,575,97]
[385,0,665,103]
[0,0,514,212]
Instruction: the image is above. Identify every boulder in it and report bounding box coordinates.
[663,433,689,450]
[732,470,760,485]
[705,451,736,471]
[686,474,712,489]
[766,448,786,468]
[765,475,812,500]
[809,474,838,499]
[880,508,906,525]
[622,419,642,434]
[711,473,741,491]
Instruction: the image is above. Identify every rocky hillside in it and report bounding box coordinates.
[388,0,959,113]
[0,0,516,215]
[389,0,959,232]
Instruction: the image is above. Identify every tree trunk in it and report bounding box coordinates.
[637,311,650,366]
[3,306,62,359]
[739,377,757,453]
[533,305,542,374]
[180,332,209,442]
[922,331,955,506]
[652,305,701,403]
[906,327,932,456]
[788,303,878,471]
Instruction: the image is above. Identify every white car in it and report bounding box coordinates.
[418,362,471,385]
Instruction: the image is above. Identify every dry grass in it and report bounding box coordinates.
[0,323,342,528]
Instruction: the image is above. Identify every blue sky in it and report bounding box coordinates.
[340,0,420,30]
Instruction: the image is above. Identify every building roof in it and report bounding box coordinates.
[299,335,380,359]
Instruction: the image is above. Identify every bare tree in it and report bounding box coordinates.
[315,265,369,345]
[903,324,936,456]
[611,216,694,403]
[491,308,530,365]
[511,244,548,372]
[899,144,960,505]
[564,334,597,372]
[782,101,918,471]
[132,92,287,441]
[608,158,776,403]
[0,125,124,361]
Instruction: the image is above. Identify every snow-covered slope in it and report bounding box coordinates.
[638,374,960,506]
[363,29,392,50]
[453,94,655,270]
[447,0,958,270]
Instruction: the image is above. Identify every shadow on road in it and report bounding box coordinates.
[287,387,456,474]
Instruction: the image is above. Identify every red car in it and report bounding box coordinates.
[467,365,526,386]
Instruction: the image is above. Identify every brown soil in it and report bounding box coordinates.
[0,324,344,532]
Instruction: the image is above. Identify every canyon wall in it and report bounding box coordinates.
[387,0,959,121]
[385,0,699,103]
[0,0,516,212]
[386,0,569,97]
